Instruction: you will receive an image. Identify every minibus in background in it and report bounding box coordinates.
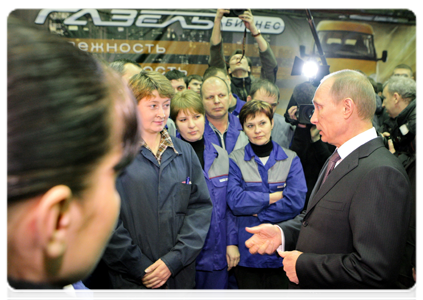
[315,20,387,80]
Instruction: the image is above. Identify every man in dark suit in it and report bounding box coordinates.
[244,70,412,289]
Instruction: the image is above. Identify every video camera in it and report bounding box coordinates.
[290,81,317,125]
[295,104,315,125]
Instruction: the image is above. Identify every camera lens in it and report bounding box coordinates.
[305,106,315,119]
[232,10,245,16]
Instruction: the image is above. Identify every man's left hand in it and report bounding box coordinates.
[239,10,255,32]
[382,132,396,154]
[387,139,396,154]
[278,250,303,284]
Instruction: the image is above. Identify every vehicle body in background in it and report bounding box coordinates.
[314,20,387,80]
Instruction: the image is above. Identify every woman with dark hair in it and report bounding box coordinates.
[170,90,239,289]
[7,16,141,289]
[227,100,307,289]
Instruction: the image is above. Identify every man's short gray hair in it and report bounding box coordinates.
[321,70,376,121]
[383,76,416,104]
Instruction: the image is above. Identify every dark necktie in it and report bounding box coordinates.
[321,150,341,185]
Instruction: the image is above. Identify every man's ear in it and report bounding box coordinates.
[393,92,400,104]
[36,185,73,259]
[228,93,235,106]
[343,98,355,119]
[246,95,252,102]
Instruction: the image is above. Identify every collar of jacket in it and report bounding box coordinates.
[396,99,416,125]
[230,76,251,87]
[228,112,243,132]
[231,93,247,115]
[203,138,219,173]
[244,140,287,162]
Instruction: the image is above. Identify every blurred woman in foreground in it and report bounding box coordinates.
[7,16,140,289]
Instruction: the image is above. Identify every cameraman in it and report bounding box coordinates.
[380,76,416,167]
[209,9,278,100]
[288,82,334,208]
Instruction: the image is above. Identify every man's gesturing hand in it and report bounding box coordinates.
[245,224,281,255]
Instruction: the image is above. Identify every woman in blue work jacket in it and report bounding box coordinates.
[227,100,307,289]
[171,90,239,289]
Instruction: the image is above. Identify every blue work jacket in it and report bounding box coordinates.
[203,112,248,155]
[191,138,237,271]
[230,93,246,117]
[227,141,307,268]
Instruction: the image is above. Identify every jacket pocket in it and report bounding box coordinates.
[210,176,228,220]
[174,183,191,214]
[211,175,228,188]
[269,182,286,193]
[318,199,345,211]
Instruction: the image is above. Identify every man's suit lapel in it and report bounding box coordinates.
[306,137,384,215]
[309,157,330,202]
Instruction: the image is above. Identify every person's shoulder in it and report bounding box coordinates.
[207,141,229,163]
[273,113,292,131]
[171,135,190,151]
[409,98,420,116]
[272,141,295,159]
[228,112,242,127]
[166,118,177,136]
[280,146,297,157]
[274,112,284,120]
[229,145,246,159]
[228,111,240,121]
[208,140,226,154]
[362,139,406,172]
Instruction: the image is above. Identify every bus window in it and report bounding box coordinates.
[318,31,376,60]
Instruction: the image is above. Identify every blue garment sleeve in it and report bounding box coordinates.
[257,156,307,223]
[227,158,270,216]
[226,205,238,245]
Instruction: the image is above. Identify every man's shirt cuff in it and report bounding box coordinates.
[276,225,285,252]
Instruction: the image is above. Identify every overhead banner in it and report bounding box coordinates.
[13,9,416,111]
[35,9,285,34]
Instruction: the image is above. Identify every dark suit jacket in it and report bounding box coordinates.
[278,137,412,288]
